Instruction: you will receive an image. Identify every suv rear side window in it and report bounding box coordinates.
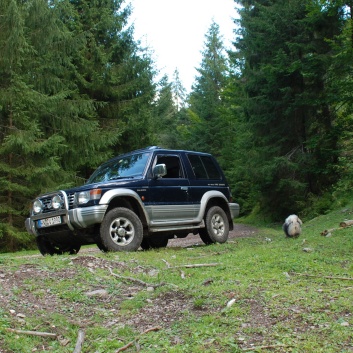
[187,154,221,180]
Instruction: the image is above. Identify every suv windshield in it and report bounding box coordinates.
[87,152,150,184]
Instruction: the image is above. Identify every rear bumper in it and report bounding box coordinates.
[229,203,240,219]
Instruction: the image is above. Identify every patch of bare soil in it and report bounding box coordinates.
[0,224,259,351]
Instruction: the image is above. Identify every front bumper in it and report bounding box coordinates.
[25,205,108,236]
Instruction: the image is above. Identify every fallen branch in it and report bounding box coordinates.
[243,344,292,351]
[73,329,85,353]
[6,328,57,339]
[116,326,161,353]
[171,263,220,269]
[321,220,353,236]
[321,227,345,236]
[291,272,353,281]
[108,268,171,288]
[340,220,353,227]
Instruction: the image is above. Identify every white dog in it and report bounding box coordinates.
[283,215,302,238]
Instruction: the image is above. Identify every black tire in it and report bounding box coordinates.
[36,236,81,256]
[100,207,143,252]
[140,238,152,250]
[96,239,109,252]
[199,206,229,245]
[140,236,168,250]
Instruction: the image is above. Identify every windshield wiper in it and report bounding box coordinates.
[108,176,136,181]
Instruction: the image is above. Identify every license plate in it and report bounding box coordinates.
[37,216,62,228]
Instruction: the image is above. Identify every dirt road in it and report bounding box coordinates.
[167,223,258,248]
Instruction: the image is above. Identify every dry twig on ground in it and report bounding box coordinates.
[115,326,161,353]
[108,268,176,288]
[6,328,57,339]
[73,329,85,353]
[170,263,220,269]
[243,343,292,351]
[291,272,353,281]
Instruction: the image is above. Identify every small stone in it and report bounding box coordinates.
[341,321,350,327]
[283,272,291,279]
[148,269,159,277]
[146,286,155,292]
[86,289,108,297]
[226,298,236,308]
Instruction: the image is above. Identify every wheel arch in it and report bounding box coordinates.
[201,192,234,231]
[101,189,149,231]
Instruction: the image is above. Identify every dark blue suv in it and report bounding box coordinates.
[25,147,239,254]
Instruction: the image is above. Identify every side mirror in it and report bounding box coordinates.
[152,164,167,179]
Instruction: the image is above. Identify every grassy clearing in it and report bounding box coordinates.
[0,206,353,352]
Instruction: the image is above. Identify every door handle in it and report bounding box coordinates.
[181,186,188,191]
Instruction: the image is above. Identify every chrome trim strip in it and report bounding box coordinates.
[69,205,108,228]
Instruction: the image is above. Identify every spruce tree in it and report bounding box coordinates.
[326,2,353,197]
[66,0,157,156]
[232,0,344,218]
[0,0,157,251]
[0,0,82,250]
[153,75,178,148]
[186,22,230,156]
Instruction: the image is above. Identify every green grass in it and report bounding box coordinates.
[0,205,353,352]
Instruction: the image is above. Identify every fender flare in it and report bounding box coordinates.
[99,188,150,223]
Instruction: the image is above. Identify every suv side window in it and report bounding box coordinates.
[156,155,183,178]
[188,154,221,180]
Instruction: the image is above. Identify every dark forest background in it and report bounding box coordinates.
[1,0,353,252]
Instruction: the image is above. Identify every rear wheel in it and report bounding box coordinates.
[140,236,168,250]
[199,206,229,245]
[100,207,143,252]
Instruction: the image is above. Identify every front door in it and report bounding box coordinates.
[147,154,193,223]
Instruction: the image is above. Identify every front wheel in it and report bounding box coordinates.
[36,236,81,256]
[100,207,143,252]
[199,206,229,245]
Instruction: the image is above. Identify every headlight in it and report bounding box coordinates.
[33,199,43,214]
[52,195,63,209]
[77,191,90,204]
[77,189,102,205]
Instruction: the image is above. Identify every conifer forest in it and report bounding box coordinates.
[1,0,353,252]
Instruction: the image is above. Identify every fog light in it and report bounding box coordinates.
[52,195,63,209]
